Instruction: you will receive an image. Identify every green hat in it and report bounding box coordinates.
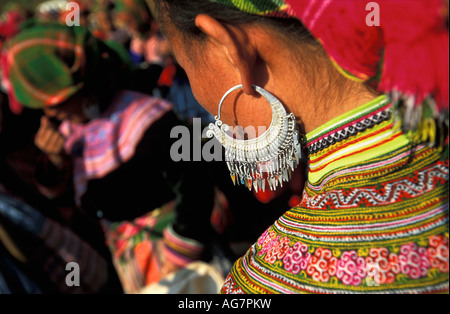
[5,23,131,109]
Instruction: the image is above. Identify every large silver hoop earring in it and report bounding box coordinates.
[206,84,302,192]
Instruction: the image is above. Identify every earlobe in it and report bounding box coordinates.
[194,14,257,96]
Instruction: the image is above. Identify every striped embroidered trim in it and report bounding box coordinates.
[163,225,204,267]
[306,96,391,155]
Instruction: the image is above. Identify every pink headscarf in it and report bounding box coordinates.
[286,0,448,136]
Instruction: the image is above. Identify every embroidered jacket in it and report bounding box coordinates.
[222,96,449,294]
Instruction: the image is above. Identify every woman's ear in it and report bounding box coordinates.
[194,14,257,95]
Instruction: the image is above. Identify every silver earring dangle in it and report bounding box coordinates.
[206,84,302,192]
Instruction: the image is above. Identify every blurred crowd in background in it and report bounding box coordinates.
[1,0,214,121]
[0,0,304,294]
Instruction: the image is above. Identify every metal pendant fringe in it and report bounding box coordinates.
[206,85,302,192]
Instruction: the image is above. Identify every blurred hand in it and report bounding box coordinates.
[35,116,66,168]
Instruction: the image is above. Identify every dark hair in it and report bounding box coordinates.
[80,36,134,112]
[154,0,316,44]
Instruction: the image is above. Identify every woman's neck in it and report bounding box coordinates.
[304,84,380,134]
[277,52,380,134]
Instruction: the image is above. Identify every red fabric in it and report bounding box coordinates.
[253,188,276,204]
[285,0,449,111]
[0,11,23,38]
[158,64,177,87]
[286,1,382,80]
[378,0,449,110]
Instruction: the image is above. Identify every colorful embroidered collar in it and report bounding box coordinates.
[304,95,403,184]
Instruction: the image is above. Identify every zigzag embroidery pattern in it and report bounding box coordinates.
[305,163,449,209]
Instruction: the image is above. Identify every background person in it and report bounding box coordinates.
[3,22,220,293]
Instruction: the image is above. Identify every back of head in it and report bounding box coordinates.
[152,0,316,45]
